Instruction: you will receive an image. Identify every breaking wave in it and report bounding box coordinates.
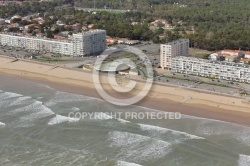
[48,114,80,125]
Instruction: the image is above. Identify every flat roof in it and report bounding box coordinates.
[94,61,130,72]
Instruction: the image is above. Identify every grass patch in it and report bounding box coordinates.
[192,54,210,59]
[35,57,78,63]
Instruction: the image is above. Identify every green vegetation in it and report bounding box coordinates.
[192,54,210,59]
[0,0,70,17]
[34,56,78,63]
[1,0,250,51]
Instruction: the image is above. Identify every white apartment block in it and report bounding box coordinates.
[172,56,250,83]
[0,34,74,55]
[160,39,189,70]
[0,29,106,56]
[72,30,106,56]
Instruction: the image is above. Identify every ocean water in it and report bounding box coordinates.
[0,76,250,166]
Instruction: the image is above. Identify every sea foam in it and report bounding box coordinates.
[0,122,6,127]
[10,101,55,118]
[7,100,55,128]
[109,131,172,162]
[45,91,96,107]
[139,123,204,140]
[118,161,142,166]
[48,114,80,125]
[196,120,250,145]
[0,92,22,100]
[238,154,250,166]
[9,96,32,107]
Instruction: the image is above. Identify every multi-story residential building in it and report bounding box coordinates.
[160,39,189,70]
[72,30,106,56]
[172,56,250,83]
[0,29,106,56]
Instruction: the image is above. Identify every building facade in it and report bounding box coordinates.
[72,30,106,56]
[0,29,106,56]
[172,56,250,83]
[160,39,189,70]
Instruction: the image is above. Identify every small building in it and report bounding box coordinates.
[11,15,21,20]
[221,50,241,56]
[25,24,36,30]
[94,61,130,74]
[209,53,219,60]
[245,52,250,59]
[5,20,11,24]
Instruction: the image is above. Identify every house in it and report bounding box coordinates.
[131,22,139,25]
[221,50,241,56]
[106,37,117,43]
[223,54,237,62]
[245,52,250,59]
[88,24,94,29]
[209,53,219,60]
[118,38,127,44]
[56,20,65,26]
[82,26,88,31]
[22,16,32,21]
[11,15,21,20]
[25,24,36,30]
[9,23,19,28]
[150,19,174,29]
[5,20,12,24]
[72,23,81,32]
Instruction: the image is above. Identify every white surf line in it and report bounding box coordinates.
[9,96,32,107]
[139,123,204,139]
[0,91,23,100]
[238,154,250,166]
[9,101,55,115]
[118,161,142,166]
[0,122,6,127]
[109,131,172,162]
[48,114,80,125]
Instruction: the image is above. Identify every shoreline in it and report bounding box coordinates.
[0,56,250,126]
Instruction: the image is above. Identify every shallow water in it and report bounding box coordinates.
[0,76,249,166]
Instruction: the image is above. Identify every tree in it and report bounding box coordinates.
[46,30,54,38]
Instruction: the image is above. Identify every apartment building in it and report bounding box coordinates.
[0,29,106,56]
[172,56,250,83]
[72,30,106,56]
[160,39,189,70]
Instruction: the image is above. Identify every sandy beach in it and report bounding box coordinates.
[0,55,250,126]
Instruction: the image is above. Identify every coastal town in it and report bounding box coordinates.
[0,11,250,98]
[0,1,250,166]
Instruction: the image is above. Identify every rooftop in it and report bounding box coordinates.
[94,61,130,72]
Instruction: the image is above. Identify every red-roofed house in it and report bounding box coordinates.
[245,52,250,59]
[221,50,241,56]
